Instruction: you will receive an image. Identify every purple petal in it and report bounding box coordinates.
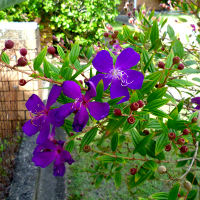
[124,69,144,90]
[92,50,113,73]
[110,79,130,103]
[46,85,62,109]
[63,151,75,165]
[63,81,81,99]
[195,105,200,110]
[72,106,89,132]
[22,119,39,136]
[88,102,109,120]
[36,119,50,144]
[53,164,66,176]
[115,48,140,70]
[26,94,45,114]
[32,151,56,168]
[192,97,200,105]
[49,103,74,127]
[90,74,112,90]
[85,81,97,100]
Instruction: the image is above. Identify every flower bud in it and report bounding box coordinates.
[19,79,27,86]
[114,109,122,116]
[165,144,171,152]
[178,63,184,70]
[20,48,27,57]
[127,116,135,124]
[5,40,14,49]
[192,117,198,123]
[180,145,188,153]
[168,132,176,140]
[47,46,56,55]
[177,138,185,145]
[137,100,144,108]
[103,32,109,37]
[158,61,165,69]
[183,128,190,135]
[143,130,150,135]
[157,166,167,174]
[130,168,137,175]
[130,102,139,111]
[83,145,91,153]
[17,57,28,66]
[183,180,192,191]
[173,56,181,64]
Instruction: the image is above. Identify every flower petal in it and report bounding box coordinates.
[26,94,45,114]
[88,102,109,120]
[32,151,56,168]
[124,69,144,90]
[110,79,130,103]
[63,81,81,99]
[53,164,66,176]
[72,106,89,132]
[63,151,75,165]
[92,50,113,73]
[192,97,200,105]
[36,119,50,144]
[115,48,140,70]
[22,119,39,136]
[90,74,112,90]
[46,85,62,109]
[195,105,200,110]
[85,81,97,100]
[49,103,74,127]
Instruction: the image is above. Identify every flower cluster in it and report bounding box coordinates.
[22,47,144,176]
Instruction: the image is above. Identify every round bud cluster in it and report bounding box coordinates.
[103,29,119,46]
[165,144,171,152]
[137,100,144,108]
[83,145,91,153]
[127,116,135,124]
[180,145,188,153]
[19,79,27,86]
[177,138,185,145]
[130,168,137,175]
[183,128,190,135]
[143,130,150,135]
[157,166,167,174]
[183,180,192,191]
[114,108,122,116]
[130,102,139,111]
[158,61,165,69]
[5,40,14,49]
[168,132,176,140]
[20,48,27,57]
[173,56,181,65]
[178,63,184,70]
[17,57,28,66]
[47,46,56,55]
[192,117,198,123]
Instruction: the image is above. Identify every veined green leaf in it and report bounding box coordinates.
[144,99,169,110]
[33,46,47,71]
[173,39,184,58]
[65,140,74,153]
[1,52,10,64]
[165,50,174,68]
[147,87,167,102]
[69,43,80,64]
[111,133,118,152]
[168,183,180,200]
[57,45,65,59]
[94,80,104,102]
[167,25,175,40]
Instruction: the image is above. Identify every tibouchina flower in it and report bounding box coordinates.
[22,85,63,144]
[52,81,109,132]
[32,139,74,176]
[191,97,200,110]
[190,24,196,32]
[90,48,144,103]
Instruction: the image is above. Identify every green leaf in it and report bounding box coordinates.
[150,192,168,200]
[80,128,98,150]
[57,92,74,104]
[173,39,184,58]
[43,58,51,78]
[165,50,174,68]
[144,99,169,110]
[176,160,188,167]
[147,87,167,102]
[69,43,80,64]
[122,25,131,40]
[0,0,26,10]
[150,20,159,45]
[186,172,198,185]
[142,49,155,72]
[96,155,124,163]
[151,109,170,119]
[130,128,142,147]
[85,46,93,59]
[65,140,74,153]
[167,119,189,130]
[95,174,104,187]
[167,79,194,88]
[33,46,47,71]
[114,171,121,188]
[57,45,65,59]
[111,133,118,152]
[61,119,73,134]
[60,56,73,80]
[182,68,200,74]
[94,80,104,102]
[167,25,175,40]
[1,52,10,64]
[108,97,123,105]
[141,71,162,94]
[155,132,168,155]
[168,183,180,200]
[142,160,158,171]
[187,189,197,200]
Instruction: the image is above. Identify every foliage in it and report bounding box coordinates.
[0,0,26,10]
[0,0,120,45]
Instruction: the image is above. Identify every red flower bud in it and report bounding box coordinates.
[158,61,165,69]
[19,79,27,86]
[168,132,176,140]
[130,168,137,175]
[5,40,14,49]
[183,128,190,135]
[130,102,139,111]
[127,116,135,124]
[165,144,171,152]
[137,100,144,108]
[177,138,185,145]
[114,109,122,116]
[178,63,184,70]
[173,56,181,64]
[143,130,150,135]
[17,57,28,66]
[20,48,27,57]
[47,46,56,55]
[180,145,188,153]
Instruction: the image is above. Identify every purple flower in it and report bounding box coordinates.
[190,24,196,32]
[52,81,109,132]
[32,139,74,176]
[90,48,144,103]
[191,97,200,110]
[22,85,63,144]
